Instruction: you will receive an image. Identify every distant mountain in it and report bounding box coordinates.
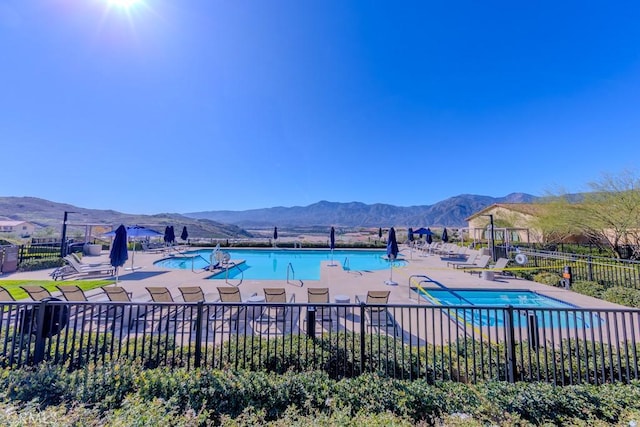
[0,197,252,238]
[185,193,538,228]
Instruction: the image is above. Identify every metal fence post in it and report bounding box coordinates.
[504,305,517,383]
[33,300,48,365]
[587,256,594,282]
[194,301,203,368]
[359,301,366,374]
[306,306,316,341]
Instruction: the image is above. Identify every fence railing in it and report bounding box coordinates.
[515,247,640,289]
[17,242,61,266]
[1,298,639,385]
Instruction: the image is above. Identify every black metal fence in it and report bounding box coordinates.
[18,242,61,266]
[514,247,640,289]
[1,298,639,385]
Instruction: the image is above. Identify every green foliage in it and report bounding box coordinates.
[0,279,113,300]
[602,286,640,307]
[18,258,65,272]
[533,271,561,286]
[571,280,606,298]
[3,363,640,425]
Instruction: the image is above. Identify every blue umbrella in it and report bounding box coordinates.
[413,227,433,236]
[180,226,189,241]
[109,224,128,283]
[407,227,414,242]
[164,226,171,244]
[273,227,278,240]
[385,227,399,285]
[168,226,175,244]
[442,227,449,243]
[426,228,433,244]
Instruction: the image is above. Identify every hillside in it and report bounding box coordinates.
[185,193,538,227]
[0,197,252,238]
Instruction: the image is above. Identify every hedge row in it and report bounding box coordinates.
[2,363,640,426]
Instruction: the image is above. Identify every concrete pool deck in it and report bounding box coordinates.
[0,245,625,310]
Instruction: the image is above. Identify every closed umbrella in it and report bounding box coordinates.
[168,226,175,245]
[426,228,433,244]
[164,226,171,244]
[180,226,189,242]
[385,227,399,285]
[442,228,449,243]
[329,226,336,266]
[109,224,128,283]
[104,225,163,270]
[407,227,414,259]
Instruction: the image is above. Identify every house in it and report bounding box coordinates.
[465,204,545,244]
[0,220,36,237]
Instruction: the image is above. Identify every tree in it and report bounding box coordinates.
[536,171,640,259]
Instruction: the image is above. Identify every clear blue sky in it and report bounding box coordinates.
[2,1,639,214]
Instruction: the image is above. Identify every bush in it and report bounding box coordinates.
[571,280,606,298]
[533,271,561,287]
[602,286,640,307]
[18,258,65,271]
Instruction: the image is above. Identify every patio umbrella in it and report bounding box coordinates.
[426,228,433,244]
[378,227,382,239]
[163,226,171,244]
[442,227,449,243]
[109,224,128,283]
[385,227,399,285]
[407,227,414,259]
[104,225,163,270]
[168,226,175,245]
[180,226,189,241]
[413,227,433,236]
[329,226,336,266]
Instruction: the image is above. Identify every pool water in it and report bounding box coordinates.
[154,249,406,280]
[415,288,601,329]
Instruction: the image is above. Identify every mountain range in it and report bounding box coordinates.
[184,193,537,228]
[0,193,537,238]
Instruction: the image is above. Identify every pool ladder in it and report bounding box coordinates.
[286,262,303,287]
[343,257,350,270]
[225,262,244,286]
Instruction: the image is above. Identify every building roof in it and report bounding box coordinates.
[465,203,546,221]
[0,220,32,227]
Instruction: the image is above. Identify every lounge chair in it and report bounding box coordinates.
[179,286,206,302]
[215,286,257,332]
[452,254,490,270]
[0,286,14,302]
[58,285,115,328]
[103,286,146,330]
[51,255,114,280]
[447,253,478,268]
[255,288,296,334]
[468,257,511,277]
[145,287,181,331]
[307,287,334,324]
[21,285,52,301]
[356,291,399,336]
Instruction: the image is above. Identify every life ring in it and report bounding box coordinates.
[515,253,528,265]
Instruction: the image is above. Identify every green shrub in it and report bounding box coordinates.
[602,286,640,307]
[18,258,65,271]
[533,271,561,286]
[571,280,606,298]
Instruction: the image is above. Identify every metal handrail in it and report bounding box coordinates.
[287,262,295,283]
[225,261,244,286]
[343,257,350,270]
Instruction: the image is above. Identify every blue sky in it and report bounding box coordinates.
[2,1,639,214]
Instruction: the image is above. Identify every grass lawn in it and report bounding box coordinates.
[0,280,114,300]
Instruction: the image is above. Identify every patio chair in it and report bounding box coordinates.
[307,287,334,324]
[452,254,490,270]
[0,286,20,326]
[447,253,478,268]
[179,286,205,302]
[21,285,52,301]
[103,286,147,330]
[145,287,181,332]
[214,286,257,332]
[468,257,511,277]
[51,255,114,280]
[0,286,14,302]
[356,290,399,336]
[57,285,115,329]
[256,288,296,334]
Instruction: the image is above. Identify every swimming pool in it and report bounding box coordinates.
[154,249,406,280]
[414,288,601,328]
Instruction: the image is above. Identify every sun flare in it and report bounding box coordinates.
[107,0,143,10]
